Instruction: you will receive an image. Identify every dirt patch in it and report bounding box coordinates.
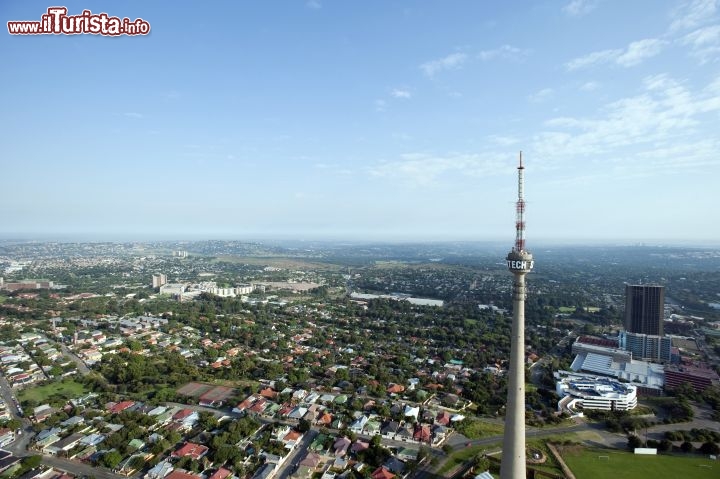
[177,382,213,397]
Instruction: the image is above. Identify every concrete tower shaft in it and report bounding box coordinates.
[500,153,533,479]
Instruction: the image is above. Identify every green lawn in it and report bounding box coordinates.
[454,418,505,439]
[438,445,490,475]
[17,380,86,404]
[562,447,718,479]
[558,306,600,313]
[0,296,7,304]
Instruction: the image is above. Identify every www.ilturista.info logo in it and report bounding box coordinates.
[8,7,150,36]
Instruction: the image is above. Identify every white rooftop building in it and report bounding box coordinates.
[556,371,638,414]
[570,340,664,392]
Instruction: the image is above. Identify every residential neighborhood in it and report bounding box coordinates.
[0,240,718,479]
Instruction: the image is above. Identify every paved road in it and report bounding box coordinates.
[275,429,318,479]
[0,373,34,456]
[0,374,23,419]
[58,344,90,375]
[41,456,129,479]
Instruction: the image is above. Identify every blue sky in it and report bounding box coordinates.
[1,0,719,244]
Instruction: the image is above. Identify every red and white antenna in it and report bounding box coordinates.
[514,151,526,252]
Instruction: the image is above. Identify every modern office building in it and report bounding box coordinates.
[619,331,672,361]
[569,338,665,394]
[625,285,664,336]
[556,372,638,413]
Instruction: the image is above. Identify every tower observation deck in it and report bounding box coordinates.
[500,153,533,479]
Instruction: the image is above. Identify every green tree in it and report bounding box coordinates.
[699,441,720,455]
[473,455,490,472]
[101,450,123,469]
[658,439,673,452]
[297,419,311,433]
[5,419,22,431]
[21,456,42,470]
[199,411,218,431]
[627,435,643,450]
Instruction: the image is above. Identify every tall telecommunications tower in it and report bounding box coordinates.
[500,152,534,479]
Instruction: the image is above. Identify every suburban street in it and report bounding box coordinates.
[41,455,128,479]
[275,429,318,479]
[58,344,90,375]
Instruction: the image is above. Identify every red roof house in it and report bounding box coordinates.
[171,442,209,460]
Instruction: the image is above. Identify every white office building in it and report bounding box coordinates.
[556,371,638,413]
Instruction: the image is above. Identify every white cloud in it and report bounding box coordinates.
[478,44,528,61]
[535,74,720,162]
[707,73,720,93]
[123,112,143,119]
[683,23,720,44]
[682,24,720,63]
[580,81,600,91]
[565,48,621,70]
[420,52,468,77]
[369,152,505,186]
[528,88,554,103]
[374,99,387,112]
[565,38,666,70]
[669,0,719,32]
[487,135,520,147]
[616,38,668,66]
[563,0,598,17]
[306,0,321,9]
[391,89,412,99]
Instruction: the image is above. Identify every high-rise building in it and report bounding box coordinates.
[500,153,533,479]
[619,331,672,362]
[152,274,168,289]
[625,285,664,336]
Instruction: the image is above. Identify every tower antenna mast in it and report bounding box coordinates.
[515,151,526,252]
[501,152,534,479]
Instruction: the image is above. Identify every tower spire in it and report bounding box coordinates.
[501,153,534,479]
[515,151,526,252]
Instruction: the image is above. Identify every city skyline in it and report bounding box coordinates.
[2,1,720,243]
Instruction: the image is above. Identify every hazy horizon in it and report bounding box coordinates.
[0,232,718,249]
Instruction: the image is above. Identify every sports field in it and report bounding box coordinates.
[561,447,717,479]
[17,380,86,403]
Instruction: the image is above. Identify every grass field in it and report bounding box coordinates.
[212,255,343,271]
[438,445,491,475]
[18,380,86,404]
[561,447,718,479]
[558,306,600,313]
[455,418,505,439]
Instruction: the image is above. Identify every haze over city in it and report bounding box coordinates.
[2,0,720,243]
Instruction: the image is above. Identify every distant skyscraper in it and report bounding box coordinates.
[152,274,167,289]
[625,285,664,336]
[501,153,533,479]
